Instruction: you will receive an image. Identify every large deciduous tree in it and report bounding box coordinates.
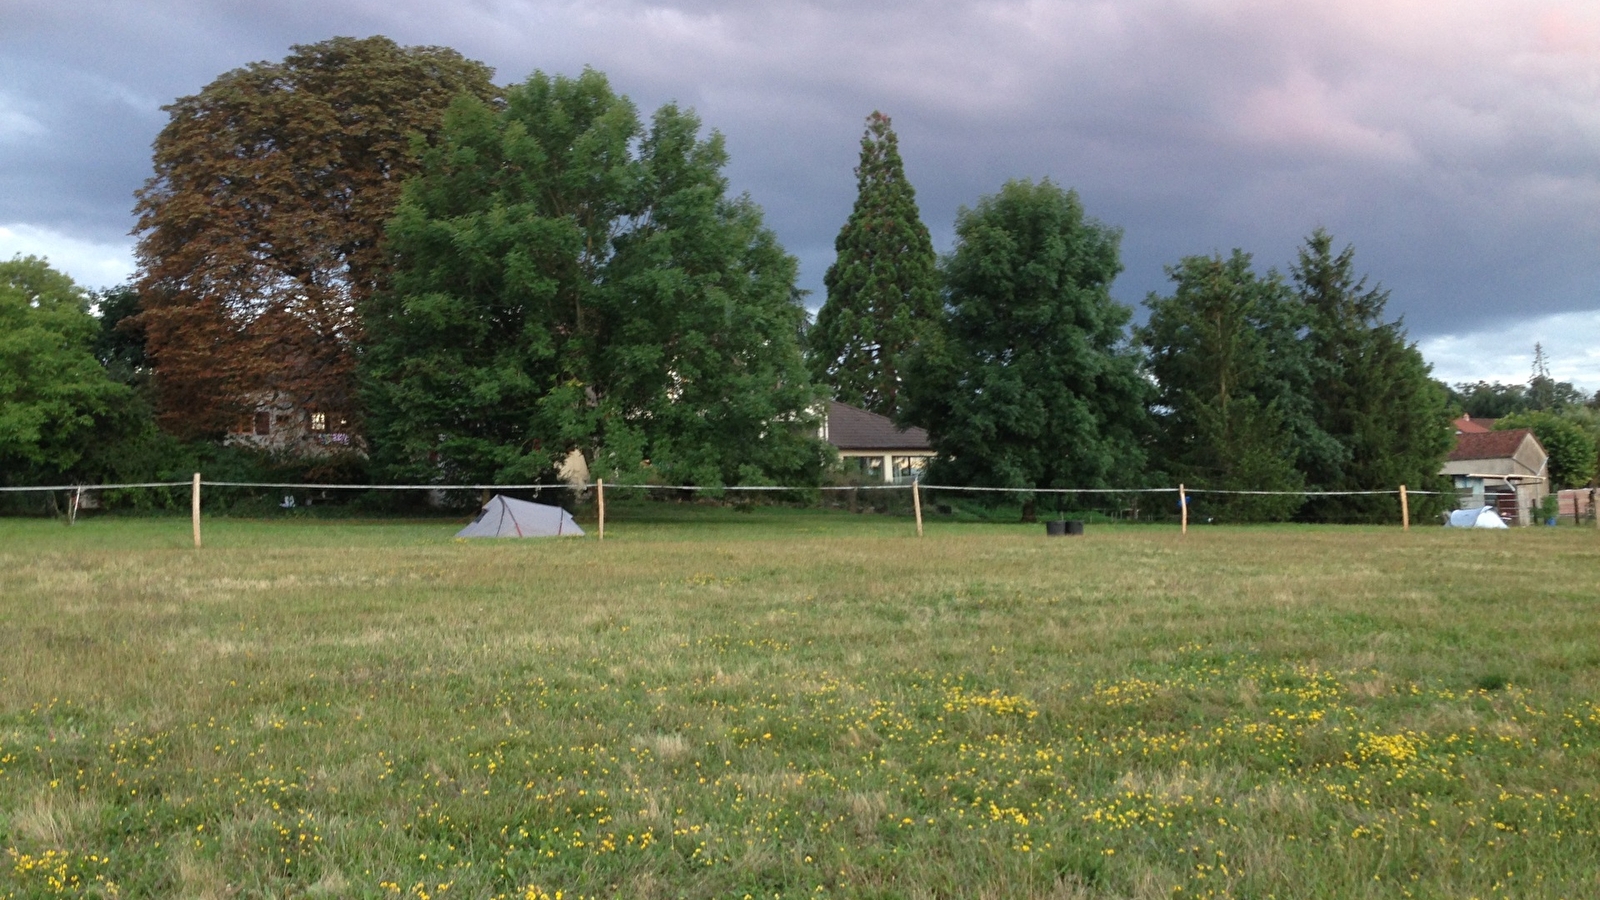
[1139,251,1311,521]
[808,112,940,417]
[903,179,1149,508]
[1293,229,1453,519]
[0,257,137,484]
[132,36,497,439]
[361,69,826,487]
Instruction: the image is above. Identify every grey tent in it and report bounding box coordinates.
[1445,506,1509,529]
[456,495,584,538]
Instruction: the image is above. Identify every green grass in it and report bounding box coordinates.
[3,513,1599,898]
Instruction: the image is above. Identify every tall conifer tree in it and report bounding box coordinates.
[808,112,939,417]
[1293,229,1453,520]
[1139,251,1309,521]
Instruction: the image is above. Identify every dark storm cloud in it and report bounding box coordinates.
[4,0,1597,364]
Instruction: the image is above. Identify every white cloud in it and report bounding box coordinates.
[1419,309,1600,391]
[0,93,46,143]
[0,223,136,291]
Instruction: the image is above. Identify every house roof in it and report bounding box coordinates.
[824,401,933,451]
[1448,428,1536,462]
[1453,415,1495,434]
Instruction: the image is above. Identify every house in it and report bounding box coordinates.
[225,391,357,455]
[820,401,936,483]
[1453,414,1496,434]
[1439,428,1548,526]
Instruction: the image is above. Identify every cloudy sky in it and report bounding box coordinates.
[4,0,1598,387]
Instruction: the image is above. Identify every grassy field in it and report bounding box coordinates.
[2,511,1598,899]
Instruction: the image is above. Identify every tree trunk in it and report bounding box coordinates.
[1020,498,1037,523]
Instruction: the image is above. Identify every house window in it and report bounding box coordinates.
[310,412,328,432]
[254,411,271,436]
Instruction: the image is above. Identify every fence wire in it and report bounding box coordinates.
[0,475,1495,530]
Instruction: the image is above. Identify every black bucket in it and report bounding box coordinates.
[1065,520,1085,536]
[1045,520,1067,537]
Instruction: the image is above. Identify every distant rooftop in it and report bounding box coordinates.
[1448,428,1535,462]
[823,401,932,452]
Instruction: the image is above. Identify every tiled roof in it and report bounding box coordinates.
[824,401,933,451]
[1453,415,1494,433]
[1448,428,1535,462]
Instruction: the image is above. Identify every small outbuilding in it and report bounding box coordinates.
[456,495,584,538]
[1439,428,1548,526]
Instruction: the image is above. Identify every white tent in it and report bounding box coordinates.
[456,495,584,538]
[1445,506,1509,529]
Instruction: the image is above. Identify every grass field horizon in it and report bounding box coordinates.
[3,514,1598,898]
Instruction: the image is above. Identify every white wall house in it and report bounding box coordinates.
[819,401,937,484]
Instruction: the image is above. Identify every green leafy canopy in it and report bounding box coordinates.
[362,69,827,487]
[0,257,136,483]
[902,179,1150,496]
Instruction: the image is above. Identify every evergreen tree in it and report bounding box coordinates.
[808,112,939,417]
[1292,229,1453,520]
[361,70,826,487]
[902,179,1149,515]
[1139,251,1307,521]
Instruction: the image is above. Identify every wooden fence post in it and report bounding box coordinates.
[191,473,202,548]
[597,478,605,541]
[912,479,923,537]
[1399,484,1410,531]
[1179,484,1187,535]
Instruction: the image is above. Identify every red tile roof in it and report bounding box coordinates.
[1448,428,1534,462]
[1453,415,1493,433]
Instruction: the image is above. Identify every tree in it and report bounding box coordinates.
[1494,411,1597,488]
[1550,406,1600,486]
[807,112,940,417]
[1449,381,1530,419]
[362,69,827,487]
[0,257,137,484]
[94,283,150,391]
[132,36,497,438]
[1139,251,1309,521]
[902,179,1149,514]
[1292,229,1453,519]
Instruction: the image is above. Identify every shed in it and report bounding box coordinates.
[1438,429,1548,526]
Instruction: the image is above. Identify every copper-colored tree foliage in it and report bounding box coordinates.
[133,36,497,439]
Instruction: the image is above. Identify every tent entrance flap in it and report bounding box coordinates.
[456,495,584,538]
